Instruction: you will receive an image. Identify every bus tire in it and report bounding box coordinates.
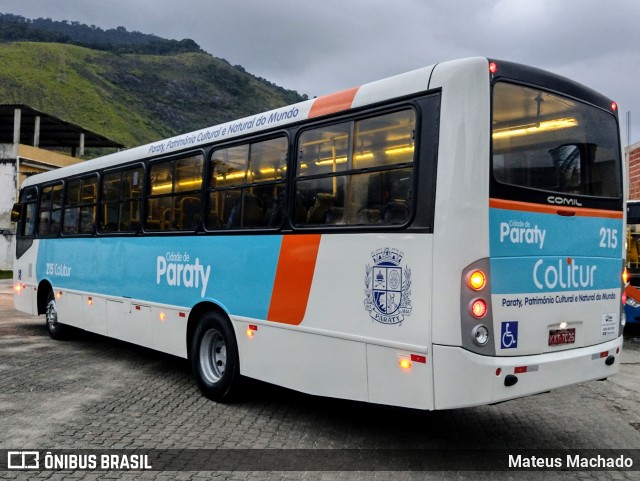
[45,290,66,340]
[190,311,240,402]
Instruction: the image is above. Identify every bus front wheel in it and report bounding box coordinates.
[190,311,240,402]
[45,290,66,340]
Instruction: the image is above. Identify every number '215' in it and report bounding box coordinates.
[599,227,618,249]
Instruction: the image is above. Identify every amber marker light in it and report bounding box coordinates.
[399,358,412,370]
[623,267,629,284]
[159,312,166,321]
[14,283,22,293]
[468,270,487,291]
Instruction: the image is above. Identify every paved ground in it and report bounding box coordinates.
[1,278,640,480]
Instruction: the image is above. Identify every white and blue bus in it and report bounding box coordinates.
[12,58,625,410]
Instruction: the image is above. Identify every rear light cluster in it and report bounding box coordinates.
[461,261,494,352]
[467,270,488,322]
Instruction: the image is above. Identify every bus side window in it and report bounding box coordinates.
[38,182,63,236]
[147,154,203,231]
[207,137,287,230]
[294,109,415,227]
[100,166,144,233]
[23,203,37,236]
[63,175,98,235]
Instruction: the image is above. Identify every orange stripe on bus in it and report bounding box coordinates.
[308,87,360,118]
[267,234,322,325]
[489,198,623,219]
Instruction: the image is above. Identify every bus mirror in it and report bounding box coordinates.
[10,203,22,223]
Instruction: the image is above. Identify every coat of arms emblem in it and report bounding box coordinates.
[364,248,412,325]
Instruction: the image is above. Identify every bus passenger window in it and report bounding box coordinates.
[295,109,415,227]
[146,154,203,231]
[207,137,287,230]
[100,166,144,233]
[23,203,37,237]
[38,182,63,236]
[63,175,98,235]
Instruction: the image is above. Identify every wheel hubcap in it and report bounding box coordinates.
[46,300,58,330]
[199,328,227,383]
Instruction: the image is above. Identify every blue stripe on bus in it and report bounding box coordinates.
[36,236,283,319]
[490,256,621,294]
[489,206,622,295]
[489,207,623,259]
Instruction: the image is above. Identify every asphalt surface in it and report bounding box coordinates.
[1,278,640,480]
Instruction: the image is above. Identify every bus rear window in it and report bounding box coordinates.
[492,82,621,198]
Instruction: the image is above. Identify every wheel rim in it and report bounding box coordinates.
[199,328,227,383]
[46,299,58,331]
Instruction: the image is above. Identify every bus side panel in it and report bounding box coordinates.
[247,233,433,409]
[428,58,491,347]
[235,322,369,402]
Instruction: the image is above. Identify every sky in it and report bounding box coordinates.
[1,0,639,146]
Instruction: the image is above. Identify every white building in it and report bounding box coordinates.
[0,105,122,270]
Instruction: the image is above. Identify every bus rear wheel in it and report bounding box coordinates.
[45,290,66,340]
[191,311,240,402]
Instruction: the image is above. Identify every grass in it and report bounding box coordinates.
[0,42,305,150]
[0,270,13,280]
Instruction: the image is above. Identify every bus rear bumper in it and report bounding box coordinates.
[432,336,623,410]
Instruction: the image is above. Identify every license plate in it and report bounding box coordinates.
[548,328,576,346]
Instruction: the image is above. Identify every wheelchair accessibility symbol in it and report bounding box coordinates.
[500,321,518,349]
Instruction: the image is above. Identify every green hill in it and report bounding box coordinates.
[0,41,306,150]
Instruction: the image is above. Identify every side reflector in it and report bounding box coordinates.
[410,354,427,364]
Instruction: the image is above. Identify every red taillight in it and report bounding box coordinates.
[471,299,487,318]
[611,101,618,111]
[489,62,498,74]
[622,291,628,305]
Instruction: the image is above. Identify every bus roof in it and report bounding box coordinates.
[23,56,612,189]
[25,57,484,187]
